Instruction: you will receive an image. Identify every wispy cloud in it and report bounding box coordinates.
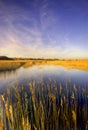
[0,32,87,59]
[0,0,88,59]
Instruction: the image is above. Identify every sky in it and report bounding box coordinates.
[0,0,88,59]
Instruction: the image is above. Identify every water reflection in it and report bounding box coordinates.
[0,70,17,79]
[0,65,88,90]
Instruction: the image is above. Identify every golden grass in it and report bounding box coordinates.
[0,62,25,71]
[20,59,88,71]
[0,80,88,130]
[0,59,88,71]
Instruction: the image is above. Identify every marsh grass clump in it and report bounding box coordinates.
[0,80,88,130]
[0,62,25,71]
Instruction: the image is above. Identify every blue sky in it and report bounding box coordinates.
[0,0,88,59]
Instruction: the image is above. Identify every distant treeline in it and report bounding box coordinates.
[0,56,60,60]
[0,56,13,60]
[14,58,60,60]
[0,56,87,60]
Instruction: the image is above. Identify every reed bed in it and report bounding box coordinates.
[23,60,88,71]
[0,60,88,71]
[0,79,88,130]
[0,62,25,71]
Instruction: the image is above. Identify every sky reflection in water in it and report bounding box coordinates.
[0,65,88,91]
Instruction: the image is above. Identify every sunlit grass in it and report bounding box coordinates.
[0,59,88,71]
[0,79,88,130]
[0,62,24,71]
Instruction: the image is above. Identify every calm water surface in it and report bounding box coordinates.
[0,65,88,90]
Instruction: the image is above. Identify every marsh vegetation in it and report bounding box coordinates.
[0,59,88,71]
[0,79,88,130]
[0,62,24,71]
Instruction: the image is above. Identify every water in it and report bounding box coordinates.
[0,65,88,130]
[0,65,88,90]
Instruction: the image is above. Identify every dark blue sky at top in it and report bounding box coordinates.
[0,0,88,58]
